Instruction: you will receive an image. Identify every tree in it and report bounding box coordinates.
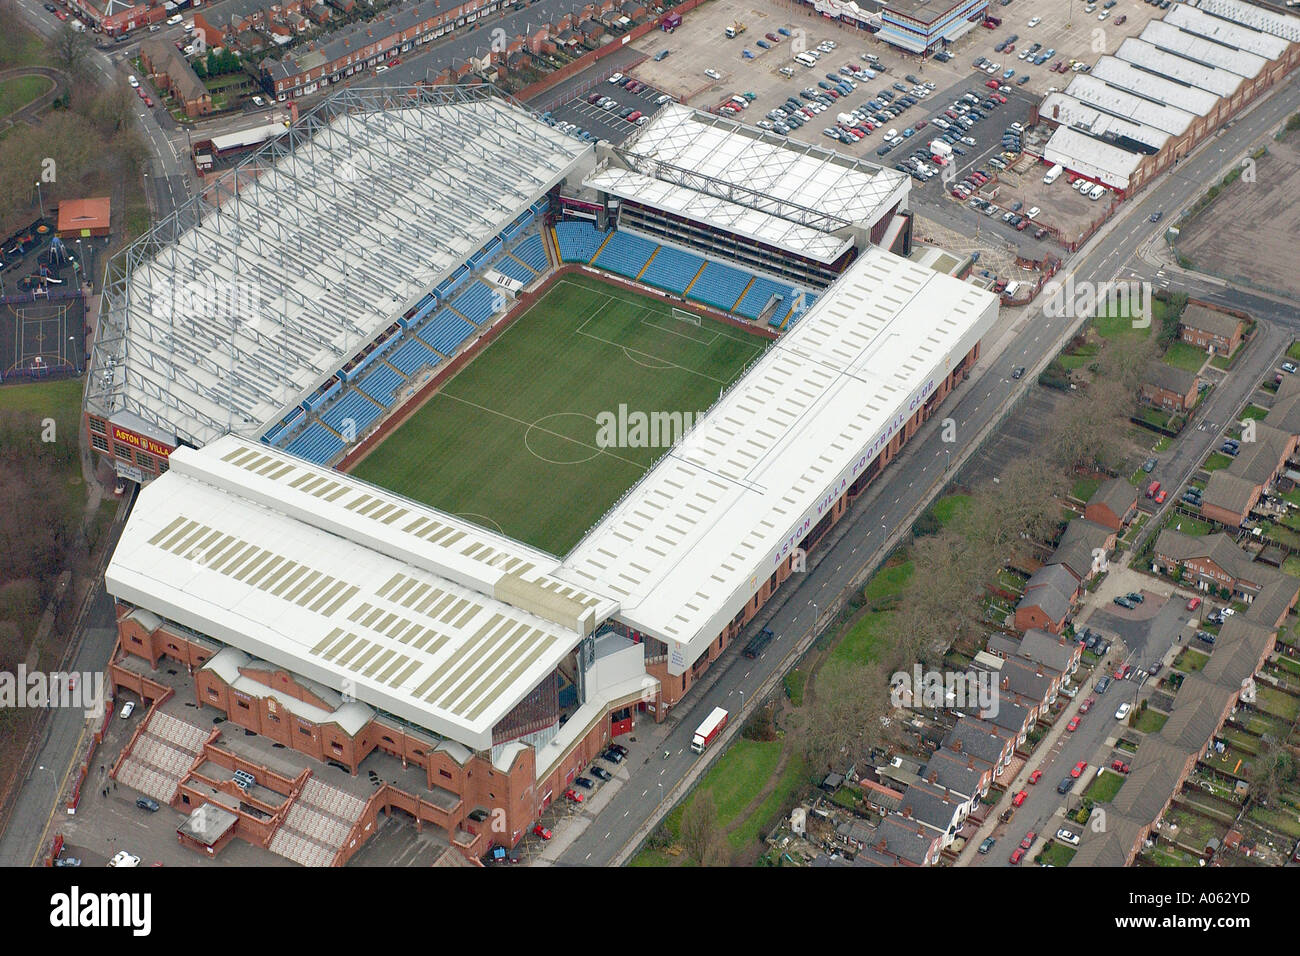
[801,662,901,775]
[680,791,727,865]
[48,22,91,78]
[1249,735,1297,808]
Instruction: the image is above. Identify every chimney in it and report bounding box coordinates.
[928,770,938,784]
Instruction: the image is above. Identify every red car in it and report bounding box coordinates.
[1020,831,1036,850]
[993,93,1007,103]
[54,7,67,18]
[532,823,552,840]
[563,788,584,803]
[1111,760,1131,774]
[1079,696,1095,714]
[1016,218,1030,231]
[1010,847,1026,864]
[1012,789,1028,807]
[387,58,401,67]
[1066,716,1080,732]
[137,87,147,99]
[986,79,1001,89]
[1187,597,1202,611]
[915,119,928,129]
[1115,664,1131,680]
[1029,769,1043,784]
[765,32,779,41]
[144,96,154,107]
[1156,489,1168,504]
[1070,761,1088,779]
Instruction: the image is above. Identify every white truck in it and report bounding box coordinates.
[690,707,729,753]
[929,139,953,159]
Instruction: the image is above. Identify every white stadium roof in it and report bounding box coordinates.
[1115,38,1247,98]
[1088,56,1221,116]
[1043,126,1148,190]
[585,103,909,265]
[87,87,588,449]
[105,436,616,750]
[554,246,998,670]
[1169,1,1292,57]
[1038,93,1171,152]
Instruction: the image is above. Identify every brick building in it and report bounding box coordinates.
[1084,477,1138,532]
[1139,363,1200,412]
[1179,303,1244,356]
[139,37,213,118]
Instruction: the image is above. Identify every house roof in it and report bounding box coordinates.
[1088,477,1138,519]
[57,197,111,233]
[1016,629,1080,674]
[1201,470,1259,517]
[985,696,1032,735]
[897,778,964,831]
[1018,563,1077,623]
[1153,530,1273,588]
[1228,421,1292,485]
[1243,575,1299,627]
[991,656,1058,705]
[1143,361,1199,396]
[140,36,209,103]
[1052,518,1114,580]
[1157,673,1235,752]
[1202,616,1273,689]
[1264,392,1300,437]
[985,632,1021,659]
[922,747,992,800]
[943,716,1014,767]
[1180,304,1243,340]
[1112,737,1191,824]
[1068,812,1145,867]
[874,815,941,865]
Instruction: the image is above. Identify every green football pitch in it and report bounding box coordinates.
[349,274,769,556]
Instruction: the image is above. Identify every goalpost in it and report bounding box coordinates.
[671,306,702,327]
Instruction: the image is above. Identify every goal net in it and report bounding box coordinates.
[671,307,702,327]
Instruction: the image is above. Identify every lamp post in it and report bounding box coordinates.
[34,181,45,219]
[69,335,80,374]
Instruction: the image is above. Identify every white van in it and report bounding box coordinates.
[1088,183,1106,200]
[1043,163,1063,185]
[795,52,817,67]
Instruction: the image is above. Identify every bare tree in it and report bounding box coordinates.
[680,791,722,865]
[48,22,91,78]
[801,662,900,775]
[1249,735,1297,808]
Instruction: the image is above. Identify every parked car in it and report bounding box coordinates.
[1070,761,1088,779]
[574,776,594,789]
[135,796,160,812]
[978,836,996,854]
[1029,769,1042,784]
[1111,760,1131,774]
[590,765,612,781]
[54,856,81,867]
[1056,828,1081,846]
[1079,696,1095,714]
[1115,703,1132,721]
[1057,776,1074,794]
[1096,676,1112,694]
[1066,716,1080,732]
[1010,847,1026,864]
[119,700,135,719]
[1012,789,1028,807]
[532,823,553,839]
[564,788,585,802]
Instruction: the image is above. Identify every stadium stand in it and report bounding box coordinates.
[387,337,440,376]
[555,221,610,262]
[450,281,498,325]
[417,309,476,356]
[592,231,657,280]
[284,422,345,465]
[639,245,704,295]
[736,276,800,322]
[356,363,405,407]
[261,407,305,445]
[686,261,752,313]
[321,390,383,436]
[494,254,541,285]
[513,234,548,274]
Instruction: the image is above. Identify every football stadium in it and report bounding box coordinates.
[92,85,999,862]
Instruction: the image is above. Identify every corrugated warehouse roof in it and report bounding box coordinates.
[1114,38,1247,99]
[1169,1,1292,58]
[554,245,999,671]
[1140,19,1270,78]
[1193,0,1300,43]
[1064,74,1198,135]
[1088,56,1221,116]
[1038,92,1171,152]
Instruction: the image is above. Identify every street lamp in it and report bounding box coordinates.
[69,335,80,374]
[34,181,45,219]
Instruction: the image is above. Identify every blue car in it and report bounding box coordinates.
[1003,68,1015,80]
[778,26,792,35]
[757,39,770,49]
[742,49,755,59]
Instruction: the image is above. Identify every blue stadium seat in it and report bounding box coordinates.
[639,245,704,295]
[417,309,476,356]
[284,422,345,465]
[555,221,609,263]
[591,231,657,280]
[735,277,796,321]
[321,390,383,436]
[387,338,439,376]
[450,281,496,325]
[493,255,539,284]
[357,364,405,407]
[686,261,752,313]
[513,234,548,273]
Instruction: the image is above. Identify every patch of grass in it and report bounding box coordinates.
[862,560,914,605]
[1288,341,1300,362]
[1132,709,1168,733]
[1071,477,1102,502]
[823,610,892,683]
[1085,770,1125,803]
[0,74,52,119]
[1168,515,1213,536]
[1241,404,1269,421]
[931,493,973,530]
[783,669,807,707]
[1202,452,1233,472]
[1153,436,1172,452]
[1255,685,1300,721]
[1163,340,1208,373]
[1038,840,1077,867]
[1248,806,1300,840]
[1094,306,1154,341]
[1174,648,1210,672]
[350,274,766,554]
[727,753,808,851]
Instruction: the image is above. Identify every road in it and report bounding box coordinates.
[553,75,1300,867]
